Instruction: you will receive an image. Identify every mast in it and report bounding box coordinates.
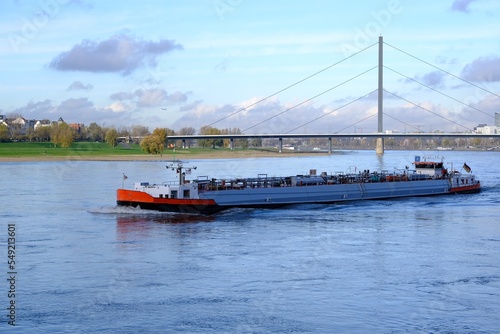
[168,163,197,185]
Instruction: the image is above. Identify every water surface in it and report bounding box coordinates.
[2,150,499,333]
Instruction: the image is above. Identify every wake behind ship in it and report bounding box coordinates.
[117,157,480,214]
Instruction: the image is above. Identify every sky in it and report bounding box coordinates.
[1,0,500,134]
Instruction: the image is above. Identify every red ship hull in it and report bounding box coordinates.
[117,189,221,214]
[449,182,481,194]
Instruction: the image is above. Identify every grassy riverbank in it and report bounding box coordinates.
[0,141,324,161]
[0,142,144,157]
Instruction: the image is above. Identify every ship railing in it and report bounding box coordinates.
[345,166,358,174]
[135,181,175,188]
[161,181,180,186]
[196,169,443,192]
[198,176,292,191]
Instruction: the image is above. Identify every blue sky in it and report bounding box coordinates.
[1,0,500,133]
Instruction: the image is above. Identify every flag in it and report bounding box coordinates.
[463,163,471,173]
[123,174,128,180]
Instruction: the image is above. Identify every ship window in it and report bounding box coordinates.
[183,189,190,198]
[165,194,169,199]
[159,194,163,198]
[171,190,177,199]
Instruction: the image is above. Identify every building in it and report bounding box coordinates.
[0,116,81,138]
[34,119,51,130]
[496,112,500,127]
[475,125,499,135]
[8,117,34,136]
[0,115,7,128]
[69,123,84,134]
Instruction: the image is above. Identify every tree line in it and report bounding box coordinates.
[2,118,496,151]
[0,120,263,153]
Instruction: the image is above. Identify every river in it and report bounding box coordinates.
[1,150,499,333]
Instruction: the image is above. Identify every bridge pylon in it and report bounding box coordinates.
[376,35,384,154]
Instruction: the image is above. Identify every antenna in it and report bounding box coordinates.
[167,163,197,185]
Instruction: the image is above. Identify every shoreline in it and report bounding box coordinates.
[0,147,493,163]
[0,149,332,162]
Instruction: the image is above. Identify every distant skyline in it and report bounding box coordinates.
[1,0,500,133]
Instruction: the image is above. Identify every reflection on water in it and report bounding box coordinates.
[116,213,216,240]
[117,213,216,225]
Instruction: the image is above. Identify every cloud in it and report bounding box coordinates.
[49,34,183,75]
[171,97,373,134]
[333,90,388,104]
[170,89,494,134]
[58,97,94,111]
[11,91,491,133]
[11,98,130,125]
[461,55,500,82]
[11,99,55,117]
[166,91,188,105]
[179,100,203,112]
[135,88,169,107]
[451,0,477,12]
[107,101,128,113]
[66,81,93,91]
[465,94,500,122]
[110,91,134,101]
[109,88,189,108]
[410,71,446,88]
[55,98,134,124]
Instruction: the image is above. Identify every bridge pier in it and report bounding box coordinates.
[230,138,234,150]
[279,138,283,153]
[376,138,384,154]
[182,139,186,149]
[328,137,332,154]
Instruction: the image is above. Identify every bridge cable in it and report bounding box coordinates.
[384,89,474,131]
[384,42,500,99]
[385,66,495,119]
[202,42,378,132]
[286,89,378,133]
[335,112,377,134]
[242,66,378,133]
[383,112,423,132]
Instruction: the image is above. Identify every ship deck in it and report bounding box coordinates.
[194,171,438,192]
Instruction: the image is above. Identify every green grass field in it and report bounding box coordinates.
[0,141,153,157]
[0,141,273,158]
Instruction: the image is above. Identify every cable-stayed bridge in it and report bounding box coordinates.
[170,36,499,153]
[167,132,499,153]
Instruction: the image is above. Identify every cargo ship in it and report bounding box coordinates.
[116,157,480,214]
